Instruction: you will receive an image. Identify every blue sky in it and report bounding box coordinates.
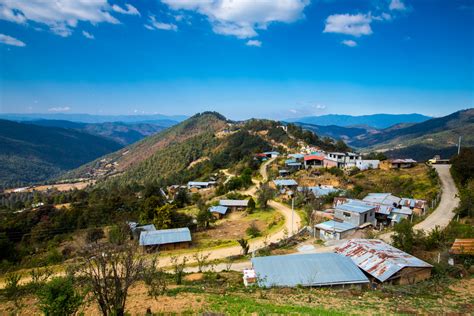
[0,0,473,120]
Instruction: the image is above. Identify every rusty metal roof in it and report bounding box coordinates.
[335,239,432,282]
[450,239,474,255]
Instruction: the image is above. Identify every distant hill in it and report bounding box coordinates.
[0,113,187,125]
[286,113,431,129]
[64,112,345,186]
[0,120,122,188]
[351,109,474,160]
[25,120,166,146]
[294,123,370,141]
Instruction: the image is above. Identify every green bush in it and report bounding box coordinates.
[37,277,83,316]
[246,222,261,238]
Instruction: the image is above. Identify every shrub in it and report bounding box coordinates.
[85,227,105,244]
[37,277,83,316]
[246,222,261,238]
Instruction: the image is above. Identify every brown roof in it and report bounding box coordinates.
[450,239,474,255]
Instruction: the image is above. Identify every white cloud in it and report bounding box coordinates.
[82,31,95,39]
[0,0,119,37]
[161,0,310,39]
[48,106,71,112]
[112,3,140,16]
[0,33,26,46]
[146,16,178,31]
[323,13,372,37]
[246,39,262,47]
[341,39,357,47]
[389,0,406,11]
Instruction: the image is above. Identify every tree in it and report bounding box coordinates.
[196,207,213,229]
[153,204,175,229]
[237,238,250,255]
[75,242,145,316]
[246,222,261,238]
[174,188,190,208]
[170,255,188,285]
[37,277,83,316]
[85,227,105,244]
[139,196,165,223]
[108,223,130,246]
[391,219,424,253]
[450,148,474,186]
[247,198,256,213]
[193,251,211,273]
[257,184,275,209]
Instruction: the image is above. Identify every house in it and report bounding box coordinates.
[355,159,380,170]
[287,162,303,170]
[363,193,401,207]
[334,200,377,227]
[219,199,248,211]
[263,151,280,158]
[380,159,417,170]
[449,239,474,256]
[139,227,192,251]
[288,153,305,160]
[298,185,340,199]
[304,154,325,168]
[314,220,358,241]
[399,198,427,215]
[324,152,362,169]
[278,169,290,177]
[209,205,229,219]
[272,179,298,189]
[335,239,433,284]
[187,181,216,190]
[245,253,369,288]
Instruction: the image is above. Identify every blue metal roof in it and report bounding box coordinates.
[273,179,298,187]
[139,227,191,246]
[209,205,228,215]
[315,220,357,233]
[288,153,305,159]
[285,159,297,164]
[251,253,369,287]
[136,224,156,232]
[336,200,376,214]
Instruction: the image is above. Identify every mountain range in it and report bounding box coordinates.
[285,113,431,129]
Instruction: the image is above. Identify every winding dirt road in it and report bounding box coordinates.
[380,164,459,242]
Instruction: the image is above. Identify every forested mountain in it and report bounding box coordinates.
[0,113,187,124]
[294,123,371,141]
[25,120,166,145]
[286,113,431,129]
[352,109,474,160]
[64,112,348,186]
[0,120,122,188]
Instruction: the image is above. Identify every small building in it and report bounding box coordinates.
[247,253,369,288]
[356,159,380,170]
[263,151,280,158]
[219,199,249,211]
[209,205,229,219]
[302,185,340,198]
[399,198,427,215]
[363,193,401,207]
[288,153,305,160]
[380,159,417,170]
[278,169,290,177]
[324,152,362,169]
[314,220,357,241]
[335,239,433,284]
[272,179,298,189]
[139,227,192,251]
[304,154,325,168]
[287,162,303,170]
[187,181,216,190]
[334,200,377,227]
[449,239,474,256]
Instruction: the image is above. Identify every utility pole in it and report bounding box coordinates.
[291,196,294,236]
[458,136,462,155]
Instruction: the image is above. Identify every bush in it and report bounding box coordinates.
[85,227,105,244]
[37,277,83,316]
[246,222,261,238]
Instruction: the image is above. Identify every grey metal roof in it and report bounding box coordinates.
[391,207,413,216]
[315,220,357,233]
[335,239,432,282]
[251,253,369,287]
[136,224,156,232]
[300,186,340,197]
[209,205,228,215]
[288,153,305,159]
[219,199,249,207]
[139,227,191,246]
[285,159,297,164]
[287,162,302,167]
[336,200,376,214]
[273,179,298,187]
[363,193,401,206]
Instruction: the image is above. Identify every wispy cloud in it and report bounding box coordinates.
[82,31,94,39]
[161,0,310,39]
[0,0,119,37]
[246,39,262,47]
[341,39,357,47]
[389,0,407,11]
[145,16,177,31]
[48,106,71,112]
[112,4,140,16]
[0,33,26,47]
[323,13,373,37]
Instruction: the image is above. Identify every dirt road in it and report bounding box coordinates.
[380,164,459,243]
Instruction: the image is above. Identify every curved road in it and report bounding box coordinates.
[380,164,459,242]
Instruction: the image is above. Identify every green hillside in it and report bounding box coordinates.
[0,119,122,188]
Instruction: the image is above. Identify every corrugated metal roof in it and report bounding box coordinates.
[273,179,298,186]
[251,253,369,287]
[391,207,413,216]
[188,181,211,187]
[288,153,305,159]
[400,198,427,209]
[304,154,325,161]
[305,186,340,197]
[389,159,417,164]
[135,224,156,232]
[209,205,228,215]
[363,193,401,206]
[449,239,474,255]
[219,199,249,207]
[287,162,302,167]
[336,200,376,214]
[139,227,191,246]
[315,220,357,232]
[285,159,297,164]
[335,239,432,282]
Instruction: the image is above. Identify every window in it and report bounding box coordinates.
[343,212,351,217]
[364,214,368,222]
